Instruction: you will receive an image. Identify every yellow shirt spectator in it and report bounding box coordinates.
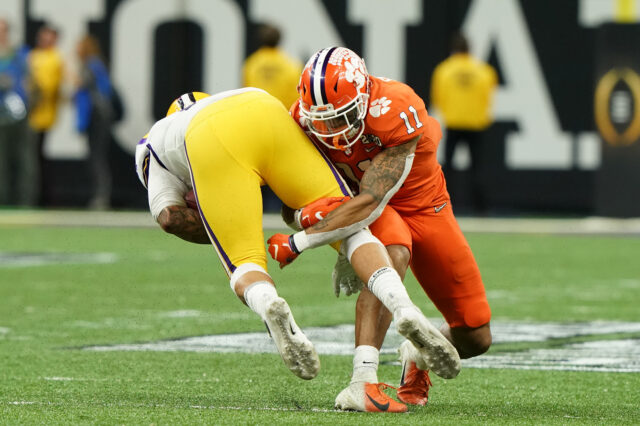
[243,46,302,110]
[431,53,497,131]
[28,46,63,131]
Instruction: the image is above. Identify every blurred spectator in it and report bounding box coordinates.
[243,24,302,109]
[0,18,37,206]
[431,32,497,214]
[74,34,113,210]
[27,24,64,206]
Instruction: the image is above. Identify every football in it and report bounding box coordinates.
[185,189,198,210]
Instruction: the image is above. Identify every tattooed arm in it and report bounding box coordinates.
[157,205,210,244]
[308,137,417,234]
[286,137,418,252]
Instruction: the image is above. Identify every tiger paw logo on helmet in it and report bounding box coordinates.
[343,57,366,90]
[369,97,392,118]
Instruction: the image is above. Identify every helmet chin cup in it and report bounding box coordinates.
[325,123,365,151]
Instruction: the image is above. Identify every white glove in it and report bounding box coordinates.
[332,253,365,297]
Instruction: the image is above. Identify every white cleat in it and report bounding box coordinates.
[335,382,407,412]
[264,297,320,380]
[394,306,461,379]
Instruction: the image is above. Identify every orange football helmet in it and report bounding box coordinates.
[297,47,369,151]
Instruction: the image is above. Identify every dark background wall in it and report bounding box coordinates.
[13,0,637,214]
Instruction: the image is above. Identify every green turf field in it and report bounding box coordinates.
[1,221,639,424]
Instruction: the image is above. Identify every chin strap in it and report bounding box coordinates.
[332,135,346,150]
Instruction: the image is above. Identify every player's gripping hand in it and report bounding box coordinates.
[295,196,351,229]
[332,253,365,297]
[267,233,300,268]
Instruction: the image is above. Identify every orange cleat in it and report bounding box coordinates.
[335,382,408,412]
[397,340,432,406]
[397,361,432,406]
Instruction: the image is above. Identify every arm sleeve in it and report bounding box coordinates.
[147,156,188,221]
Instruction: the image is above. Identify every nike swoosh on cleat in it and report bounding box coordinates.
[400,363,407,387]
[434,202,447,213]
[366,393,390,411]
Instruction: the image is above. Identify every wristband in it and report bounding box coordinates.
[291,231,310,253]
[288,235,300,254]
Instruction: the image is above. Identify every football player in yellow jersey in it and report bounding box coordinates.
[135,89,460,410]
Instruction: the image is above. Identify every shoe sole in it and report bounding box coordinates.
[396,310,461,379]
[265,298,320,380]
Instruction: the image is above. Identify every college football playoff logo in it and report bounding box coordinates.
[594,67,640,146]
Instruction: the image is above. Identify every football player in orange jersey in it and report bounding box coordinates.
[267,47,492,411]
[140,89,461,412]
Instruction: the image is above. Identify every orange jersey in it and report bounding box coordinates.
[291,75,449,214]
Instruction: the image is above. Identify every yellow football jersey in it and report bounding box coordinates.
[28,47,64,131]
[242,47,302,109]
[430,53,497,131]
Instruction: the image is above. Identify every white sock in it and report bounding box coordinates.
[351,345,379,384]
[367,267,413,314]
[243,281,278,321]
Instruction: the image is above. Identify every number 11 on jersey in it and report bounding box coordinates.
[399,106,423,134]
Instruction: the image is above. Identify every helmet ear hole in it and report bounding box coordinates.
[333,80,339,92]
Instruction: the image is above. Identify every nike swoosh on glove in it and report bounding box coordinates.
[267,233,299,268]
[332,252,364,297]
[295,196,351,229]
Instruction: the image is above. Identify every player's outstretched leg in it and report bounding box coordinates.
[263,297,320,380]
[345,232,461,379]
[230,263,320,380]
[363,265,460,379]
